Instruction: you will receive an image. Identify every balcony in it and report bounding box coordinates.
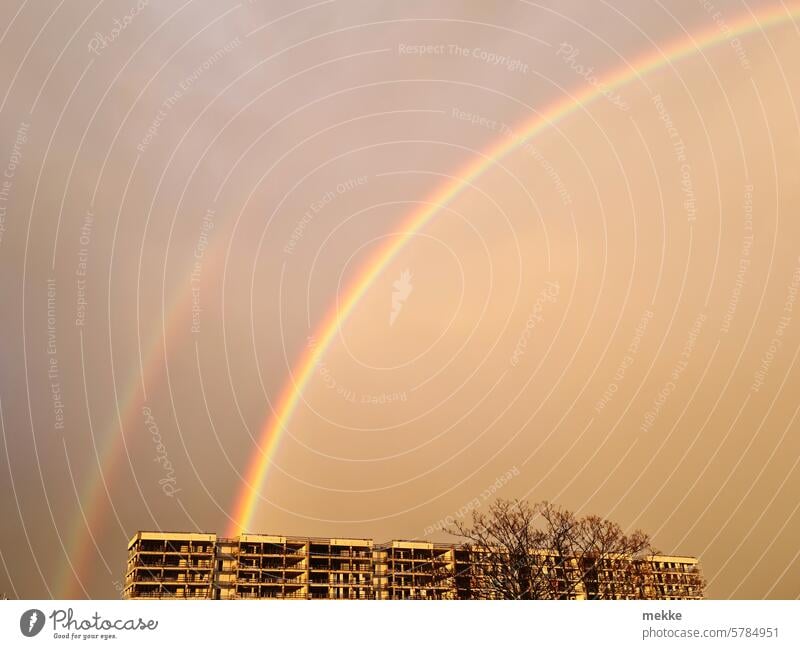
[135,559,212,569]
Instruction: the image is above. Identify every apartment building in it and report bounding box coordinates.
[124,532,375,600]
[124,532,215,600]
[374,541,459,600]
[123,531,703,600]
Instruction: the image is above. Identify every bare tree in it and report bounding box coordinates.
[449,499,683,600]
[570,514,654,599]
[537,501,581,598]
[450,499,551,599]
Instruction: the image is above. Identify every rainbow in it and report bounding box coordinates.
[58,4,799,596]
[227,4,800,535]
[56,290,193,598]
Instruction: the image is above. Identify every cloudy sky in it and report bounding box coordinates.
[1,0,799,599]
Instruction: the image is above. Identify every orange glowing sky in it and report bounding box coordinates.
[0,0,799,599]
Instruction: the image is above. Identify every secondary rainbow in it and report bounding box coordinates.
[228,4,800,535]
[56,284,195,598]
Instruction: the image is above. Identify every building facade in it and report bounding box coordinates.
[123,531,704,600]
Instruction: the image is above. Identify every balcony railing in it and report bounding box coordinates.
[135,560,213,569]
